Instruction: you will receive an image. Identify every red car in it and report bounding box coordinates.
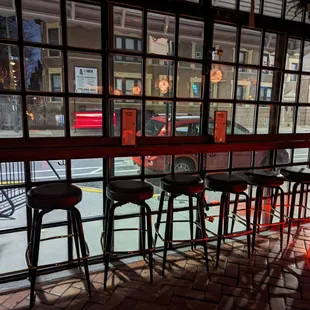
[132,115,289,174]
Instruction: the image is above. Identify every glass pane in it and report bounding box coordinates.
[235,104,255,134]
[22,0,61,44]
[0,44,20,90]
[239,28,262,66]
[285,38,301,70]
[0,13,17,40]
[113,7,142,50]
[110,99,142,137]
[302,41,310,72]
[240,0,260,13]
[205,153,230,170]
[257,105,271,134]
[299,75,310,103]
[69,98,102,136]
[212,0,236,10]
[237,68,259,100]
[111,157,140,177]
[210,65,235,100]
[260,71,282,102]
[176,102,201,136]
[254,151,275,167]
[67,2,101,49]
[263,33,277,67]
[27,96,65,137]
[282,74,298,103]
[0,95,22,138]
[110,55,143,96]
[31,160,66,182]
[148,13,175,56]
[296,107,310,133]
[179,18,204,59]
[68,52,102,94]
[232,151,252,168]
[209,102,233,134]
[144,155,172,174]
[0,232,27,274]
[71,158,103,179]
[145,101,170,136]
[279,106,295,133]
[25,47,63,92]
[213,24,236,63]
[285,2,302,21]
[263,0,282,17]
[0,162,24,187]
[293,148,309,163]
[146,58,174,97]
[177,62,203,98]
[175,154,198,173]
[74,182,103,219]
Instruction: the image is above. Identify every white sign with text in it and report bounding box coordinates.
[74,67,98,94]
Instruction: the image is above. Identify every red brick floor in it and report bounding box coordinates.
[1,229,310,309]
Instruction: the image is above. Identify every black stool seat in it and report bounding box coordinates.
[161,174,204,195]
[206,174,247,193]
[27,183,82,210]
[244,170,284,187]
[281,167,310,183]
[107,180,153,201]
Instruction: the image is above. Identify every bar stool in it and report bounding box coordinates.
[154,174,208,276]
[205,174,252,267]
[243,170,285,253]
[26,183,91,309]
[102,180,154,289]
[280,167,310,245]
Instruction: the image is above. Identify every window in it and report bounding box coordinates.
[239,51,246,72]
[260,87,272,101]
[290,63,298,81]
[236,85,244,100]
[48,28,60,56]
[114,78,142,96]
[114,36,142,52]
[51,73,61,101]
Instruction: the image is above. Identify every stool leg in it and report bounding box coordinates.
[71,207,91,296]
[297,184,304,229]
[142,202,153,283]
[257,187,264,234]
[252,186,262,254]
[189,196,194,250]
[140,207,146,260]
[270,188,279,224]
[242,193,252,259]
[197,193,209,273]
[287,183,298,245]
[279,187,285,252]
[169,197,174,250]
[231,194,239,234]
[162,195,174,277]
[71,211,81,267]
[154,191,165,247]
[29,211,44,309]
[216,192,226,268]
[223,193,230,242]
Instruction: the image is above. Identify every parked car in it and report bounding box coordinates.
[132,115,289,174]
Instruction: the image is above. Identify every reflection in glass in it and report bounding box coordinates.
[210,65,235,100]
[31,160,66,182]
[237,68,258,100]
[263,33,277,67]
[239,28,262,66]
[285,38,301,71]
[209,102,233,134]
[25,47,63,92]
[179,18,204,59]
[296,107,310,133]
[213,24,236,63]
[282,74,298,103]
[110,99,142,137]
[110,55,143,96]
[145,101,171,137]
[232,151,252,168]
[257,105,271,134]
[235,104,255,134]
[0,95,22,138]
[27,96,64,137]
[299,75,310,103]
[68,52,102,94]
[279,106,295,133]
[71,159,103,179]
[0,14,17,40]
[146,58,174,97]
[144,155,172,174]
[67,2,101,49]
[0,44,20,91]
[205,152,230,170]
[69,98,102,136]
[111,157,141,177]
[177,62,203,98]
[113,7,142,50]
[148,13,175,56]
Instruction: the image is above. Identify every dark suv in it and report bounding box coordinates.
[133,115,289,173]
